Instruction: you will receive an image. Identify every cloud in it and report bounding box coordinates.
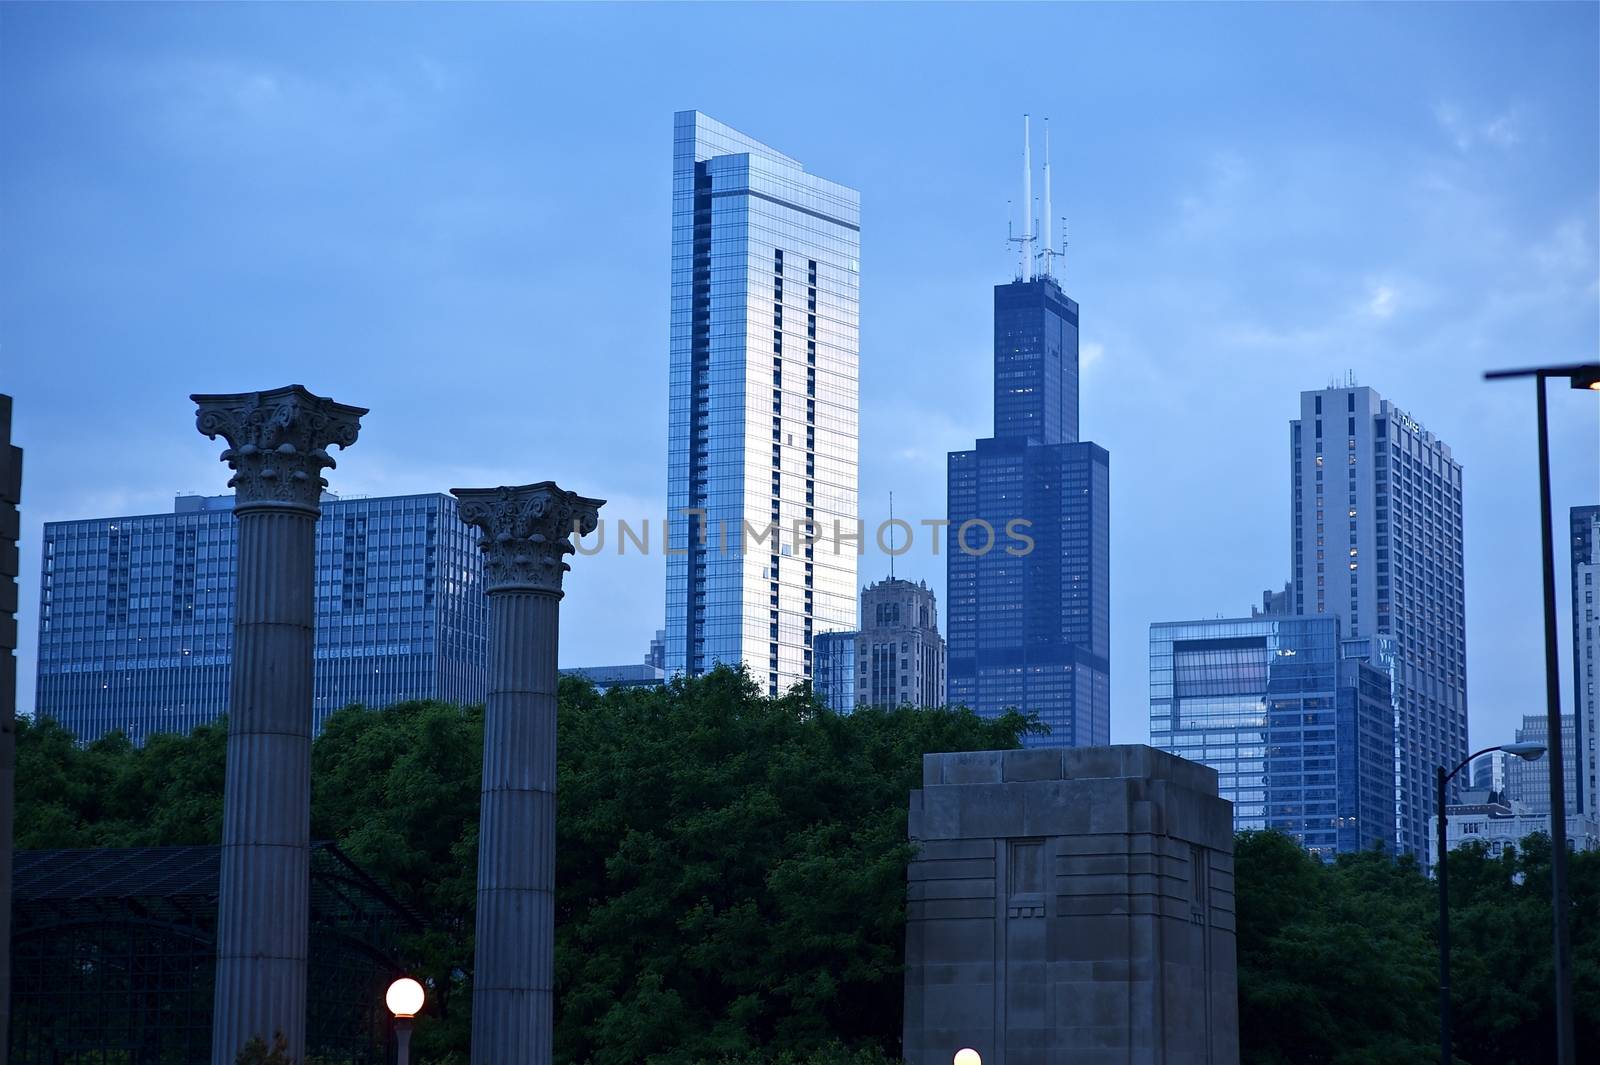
[1364,283,1398,320]
[1081,341,1105,371]
[1434,101,1521,151]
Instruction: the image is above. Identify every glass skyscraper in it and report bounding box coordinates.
[36,492,488,743]
[946,276,1110,747]
[1290,385,1465,858]
[1149,615,1395,858]
[812,630,857,715]
[664,111,860,696]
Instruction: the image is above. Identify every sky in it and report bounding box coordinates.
[2,2,1597,749]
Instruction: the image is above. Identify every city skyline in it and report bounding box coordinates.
[2,3,1596,754]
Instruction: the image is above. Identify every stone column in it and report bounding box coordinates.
[451,482,603,1064]
[193,385,366,1064]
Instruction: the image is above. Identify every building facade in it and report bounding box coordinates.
[856,577,946,709]
[36,493,488,743]
[947,275,1110,747]
[1505,713,1577,815]
[663,111,861,698]
[812,630,857,714]
[1573,505,1599,816]
[1149,614,1395,858]
[1430,792,1600,866]
[1289,384,1465,858]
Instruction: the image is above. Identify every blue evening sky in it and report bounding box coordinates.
[2,2,1596,747]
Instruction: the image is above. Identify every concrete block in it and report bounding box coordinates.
[905,744,1239,1065]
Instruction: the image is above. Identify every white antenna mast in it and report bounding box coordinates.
[1042,118,1053,279]
[1022,114,1033,280]
[1006,115,1037,280]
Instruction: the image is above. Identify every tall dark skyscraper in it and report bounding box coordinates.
[945,117,1110,747]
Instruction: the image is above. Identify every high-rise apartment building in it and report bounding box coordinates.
[1149,614,1394,858]
[1289,384,1465,857]
[1572,505,1599,815]
[856,577,946,709]
[946,230,1109,746]
[663,111,860,697]
[36,493,488,743]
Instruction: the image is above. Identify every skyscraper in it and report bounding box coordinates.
[1506,712,1577,814]
[36,492,488,743]
[946,118,1110,748]
[1572,505,1599,815]
[857,577,946,709]
[1149,614,1394,857]
[664,111,860,696]
[1289,384,1465,858]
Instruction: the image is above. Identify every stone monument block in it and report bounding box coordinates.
[903,745,1238,1065]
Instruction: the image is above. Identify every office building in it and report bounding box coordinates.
[1471,749,1508,795]
[35,493,488,743]
[561,664,665,693]
[1150,613,1394,858]
[945,119,1109,748]
[857,577,946,709]
[1289,383,1465,858]
[1505,713,1577,815]
[663,111,861,697]
[1573,505,1599,815]
[812,630,857,714]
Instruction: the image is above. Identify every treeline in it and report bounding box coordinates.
[14,668,1599,1064]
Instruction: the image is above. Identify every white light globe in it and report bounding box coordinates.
[954,1050,982,1065]
[386,976,425,1018]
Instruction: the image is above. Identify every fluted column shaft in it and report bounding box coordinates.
[192,384,366,1065]
[472,588,561,1062]
[452,481,602,1065]
[213,506,317,1061]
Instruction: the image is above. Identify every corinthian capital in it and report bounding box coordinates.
[192,385,367,514]
[451,482,605,595]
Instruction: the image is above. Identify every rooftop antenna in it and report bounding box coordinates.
[1042,119,1053,279]
[888,490,896,580]
[1007,115,1035,281]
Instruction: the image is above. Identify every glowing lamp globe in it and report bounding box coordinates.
[386,976,425,1018]
[954,1050,982,1065]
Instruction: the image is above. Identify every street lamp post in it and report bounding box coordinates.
[1436,741,1545,1065]
[1483,361,1599,1065]
[386,977,425,1065]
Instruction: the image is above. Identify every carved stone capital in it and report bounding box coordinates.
[192,385,368,514]
[451,482,605,595]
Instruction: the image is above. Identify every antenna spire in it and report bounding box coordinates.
[888,491,896,580]
[1022,115,1033,281]
[1042,118,1053,279]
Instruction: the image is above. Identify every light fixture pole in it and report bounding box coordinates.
[386,977,425,1065]
[1436,741,1546,1065]
[1482,360,1599,1065]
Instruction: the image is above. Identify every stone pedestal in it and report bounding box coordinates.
[194,385,365,1063]
[903,745,1239,1065]
[452,483,603,1065]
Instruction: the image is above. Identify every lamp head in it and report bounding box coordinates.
[1570,364,1600,391]
[386,976,425,1019]
[1501,741,1547,762]
[954,1050,983,1065]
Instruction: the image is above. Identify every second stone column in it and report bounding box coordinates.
[452,482,603,1064]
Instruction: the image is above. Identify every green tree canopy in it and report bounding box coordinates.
[16,671,1599,1065]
